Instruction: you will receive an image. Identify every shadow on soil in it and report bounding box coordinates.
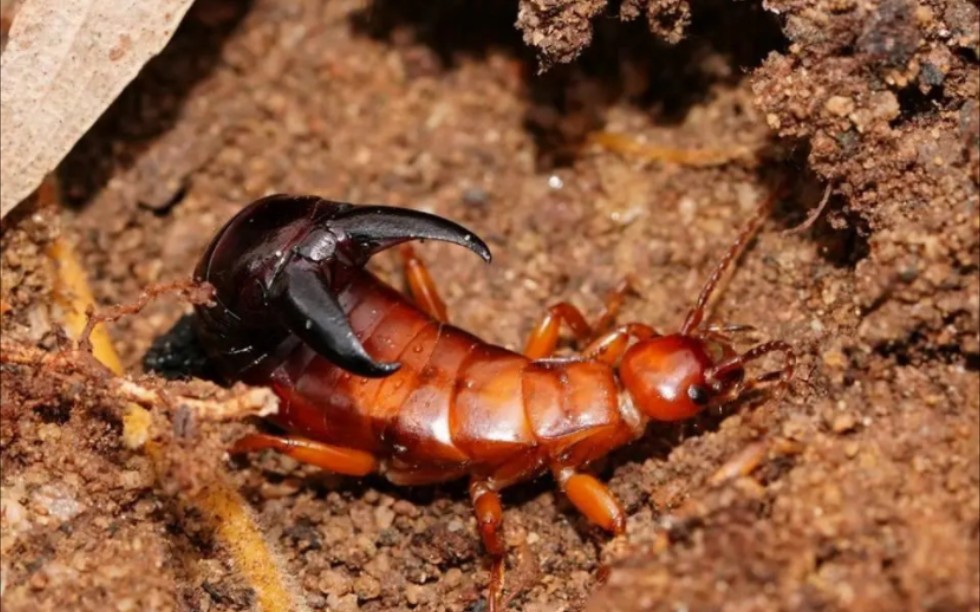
[350,0,788,168]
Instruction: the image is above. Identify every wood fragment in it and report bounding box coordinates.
[708,438,804,486]
[587,131,757,168]
[0,341,279,424]
[0,0,196,219]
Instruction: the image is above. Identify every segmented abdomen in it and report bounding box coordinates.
[268,274,633,482]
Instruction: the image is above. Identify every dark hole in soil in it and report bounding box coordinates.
[349,0,527,67]
[757,149,873,269]
[350,0,787,169]
[893,83,947,127]
[34,402,72,425]
[873,328,980,371]
[817,205,872,269]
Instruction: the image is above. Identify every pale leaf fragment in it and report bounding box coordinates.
[0,0,196,219]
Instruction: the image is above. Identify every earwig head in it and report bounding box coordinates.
[619,334,744,421]
[620,187,796,420]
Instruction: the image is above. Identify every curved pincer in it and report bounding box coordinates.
[325,204,492,266]
[194,195,491,380]
[270,260,401,377]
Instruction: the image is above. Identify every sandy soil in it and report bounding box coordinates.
[2,0,977,610]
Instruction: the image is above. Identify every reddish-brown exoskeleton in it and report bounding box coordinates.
[194,194,794,610]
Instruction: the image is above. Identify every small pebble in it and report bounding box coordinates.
[822,349,847,369]
[316,570,351,596]
[442,567,463,588]
[29,571,48,590]
[832,414,857,434]
[375,505,395,530]
[392,499,420,518]
[462,187,489,206]
[327,593,359,612]
[404,583,425,606]
[354,575,381,601]
[825,95,855,117]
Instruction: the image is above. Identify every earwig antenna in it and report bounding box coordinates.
[706,340,796,397]
[681,187,784,335]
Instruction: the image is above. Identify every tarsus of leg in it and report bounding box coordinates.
[469,479,506,612]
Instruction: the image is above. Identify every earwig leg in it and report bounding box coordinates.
[524,279,635,359]
[523,303,593,359]
[398,244,448,322]
[470,480,505,557]
[231,433,378,476]
[470,479,506,612]
[487,556,505,612]
[582,323,657,365]
[554,469,626,534]
[590,277,634,337]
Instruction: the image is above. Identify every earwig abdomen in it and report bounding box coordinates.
[263,271,633,485]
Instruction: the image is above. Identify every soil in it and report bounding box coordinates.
[1,0,978,611]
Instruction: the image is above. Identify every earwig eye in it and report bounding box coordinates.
[687,384,710,405]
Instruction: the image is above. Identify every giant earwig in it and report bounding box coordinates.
[194,194,795,610]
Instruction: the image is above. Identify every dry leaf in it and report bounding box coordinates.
[0,0,196,219]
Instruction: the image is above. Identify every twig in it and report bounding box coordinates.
[0,341,278,422]
[77,278,213,354]
[587,131,757,168]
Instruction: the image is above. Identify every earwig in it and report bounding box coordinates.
[194,193,795,610]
